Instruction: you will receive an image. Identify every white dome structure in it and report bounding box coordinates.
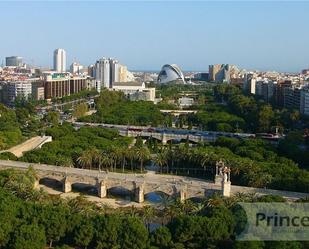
[157,64,185,84]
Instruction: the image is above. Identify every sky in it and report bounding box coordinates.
[0,1,308,72]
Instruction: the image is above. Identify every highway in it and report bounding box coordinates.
[73,121,257,140]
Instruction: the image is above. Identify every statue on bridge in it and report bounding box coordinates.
[215,160,231,183]
[222,166,231,183]
[215,159,225,176]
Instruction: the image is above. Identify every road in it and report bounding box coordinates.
[0,159,212,187]
[73,121,257,140]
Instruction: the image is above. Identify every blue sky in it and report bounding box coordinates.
[0,1,308,72]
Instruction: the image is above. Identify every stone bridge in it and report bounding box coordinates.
[0,160,308,203]
[119,130,216,144]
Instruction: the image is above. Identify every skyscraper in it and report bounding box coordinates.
[109,58,119,86]
[95,58,110,89]
[53,49,66,72]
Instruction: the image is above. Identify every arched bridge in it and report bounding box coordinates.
[0,160,308,202]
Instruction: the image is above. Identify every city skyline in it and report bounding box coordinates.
[0,1,308,72]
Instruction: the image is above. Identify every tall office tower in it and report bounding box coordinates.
[109,58,119,86]
[6,56,23,67]
[95,58,110,88]
[53,48,66,72]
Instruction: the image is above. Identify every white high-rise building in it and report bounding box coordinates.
[53,48,66,72]
[95,58,110,88]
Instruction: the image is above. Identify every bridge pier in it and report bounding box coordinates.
[161,133,167,145]
[134,182,145,203]
[33,178,40,190]
[221,173,231,197]
[214,174,221,185]
[62,176,72,193]
[97,179,107,198]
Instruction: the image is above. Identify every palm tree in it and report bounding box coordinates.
[77,149,93,169]
[154,151,168,173]
[126,147,136,172]
[135,146,150,173]
[142,206,155,232]
[120,147,127,173]
[61,157,74,168]
[192,202,205,215]
[109,147,122,171]
[100,152,114,171]
[91,148,102,170]
[204,193,225,208]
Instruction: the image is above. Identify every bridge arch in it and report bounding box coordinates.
[144,190,171,203]
[39,177,63,191]
[107,186,134,199]
[71,182,97,196]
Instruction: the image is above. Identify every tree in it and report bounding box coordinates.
[142,206,155,232]
[77,149,93,169]
[74,219,94,249]
[93,215,122,249]
[155,151,168,173]
[126,148,136,171]
[150,226,173,249]
[258,105,274,132]
[234,241,265,249]
[73,103,88,119]
[11,223,46,249]
[135,147,150,173]
[39,205,68,248]
[100,151,114,171]
[0,189,20,248]
[45,111,60,126]
[120,217,149,249]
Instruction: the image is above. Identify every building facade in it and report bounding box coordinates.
[53,49,66,72]
[70,62,83,74]
[4,81,32,104]
[109,58,119,85]
[112,82,155,102]
[6,56,23,67]
[209,64,222,82]
[95,58,110,89]
[243,73,256,94]
[119,65,128,82]
[43,72,88,99]
[300,88,309,116]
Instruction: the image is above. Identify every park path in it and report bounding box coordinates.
[0,136,52,157]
